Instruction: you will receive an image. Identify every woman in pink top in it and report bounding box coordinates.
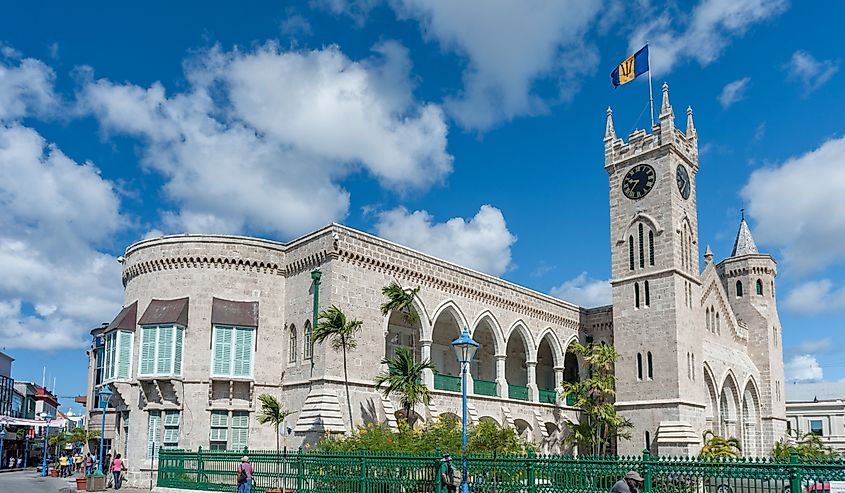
[111,454,125,490]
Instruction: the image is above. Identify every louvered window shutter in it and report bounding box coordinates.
[104,334,114,381]
[233,328,254,377]
[231,412,249,450]
[174,328,184,376]
[117,331,132,379]
[140,327,156,376]
[213,326,233,376]
[157,325,174,374]
[147,411,161,459]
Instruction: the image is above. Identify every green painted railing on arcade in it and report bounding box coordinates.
[508,384,529,401]
[473,378,497,397]
[434,373,461,392]
[538,388,557,404]
[157,447,845,493]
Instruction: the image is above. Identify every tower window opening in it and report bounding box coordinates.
[649,230,655,266]
[756,279,763,296]
[634,283,640,308]
[637,353,643,380]
[644,281,650,306]
[639,224,645,268]
[706,307,710,332]
[716,312,721,334]
[629,236,635,271]
[736,281,743,297]
[647,352,653,380]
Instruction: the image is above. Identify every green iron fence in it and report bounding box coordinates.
[434,374,462,392]
[508,384,529,401]
[159,448,845,493]
[473,379,498,397]
[538,388,557,404]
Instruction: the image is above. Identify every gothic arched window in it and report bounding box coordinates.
[638,224,645,268]
[647,352,654,379]
[634,283,640,308]
[629,236,635,271]
[637,353,643,380]
[288,325,298,364]
[756,279,763,296]
[736,281,744,297]
[648,230,655,266]
[644,281,650,306]
[716,312,721,334]
[303,321,313,360]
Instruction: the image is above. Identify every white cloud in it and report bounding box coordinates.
[389,0,603,129]
[784,280,845,314]
[0,123,124,350]
[792,338,835,355]
[742,135,845,273]
[0,55,57,120]
[785,50,839,93]
[79,42,452,238]
[549,272,611,308]
[630,0,787,75]
[718,77,750,108]
[373,205,516,276]
[785,354,823,383]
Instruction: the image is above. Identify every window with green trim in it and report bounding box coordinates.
[147,411,161,459]
[288,325,298,364]
[304,321,313,360]
[104,330,134,382]
[756,279,763,296]
[231,411,250,451]
[138,325,184,377]
[736,281,744,297]
[163,411,180,448]
[209,411,228,451]
[211,325,255,378]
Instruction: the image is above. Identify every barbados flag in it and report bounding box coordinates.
[611,45,649,88]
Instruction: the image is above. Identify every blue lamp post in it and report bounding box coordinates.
[37,412,52,477]
[451,326,478,493]
[96,386,113,474]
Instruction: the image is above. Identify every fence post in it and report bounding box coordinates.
[789,449,800,493]
[297,447,304,493]
[360,448,367,493]
[642,448,652,493]
[527,448,536,493]
[196,446,203,486]
[435,448,442,493]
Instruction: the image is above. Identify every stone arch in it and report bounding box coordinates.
[430,300,470,333]
[535,328,564,365]
[470,310,506,352]
[505,320,536,362]
[469,312,502,386]
[719,370,741,439]
[479,415,499,426]
[561,336,582,386]
[382,289,429,363]
[430,300,469,384]
[617,212,664,245]
[536,329,564,396]
[703,363,719,435]
[505,321,534,392]
[741,376,762,456]
[513,418,532,440]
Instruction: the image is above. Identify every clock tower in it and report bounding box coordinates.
[605,83,705,456]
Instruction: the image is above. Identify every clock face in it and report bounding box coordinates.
[622,164,656,200]
[676,164,691,200]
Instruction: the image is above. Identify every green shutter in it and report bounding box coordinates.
[233,328,253,377]
[117,331,132,379]
[231,411,249,450]
[104,333,114,381]
[140,327,156,376]
[213,326,233,376]
[174,328,184,376]
[210,410,229,428]
[147,411,161,459]
[164,411,180,426]
[157,325,174,374]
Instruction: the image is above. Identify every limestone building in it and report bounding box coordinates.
[85,84,786,485]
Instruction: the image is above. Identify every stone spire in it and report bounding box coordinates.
[605,106,616,141]
[660,81,673,116]
[686,106,696,139]
[731,209,759,257]
[658,82,675,141]
[704,244,713,265]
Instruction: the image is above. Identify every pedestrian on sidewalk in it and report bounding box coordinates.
[111,453,125,490]
[84,453,93,475]
[236,456,253,493]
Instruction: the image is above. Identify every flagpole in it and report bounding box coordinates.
[647,41,655,128]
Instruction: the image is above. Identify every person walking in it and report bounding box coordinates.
[611,471,644,493]
[111,454,125,489]
[236,456,253,493]
[74,453,82,474]
[84,453,93,475]
[59,454,69,477]
[439,454,459,493]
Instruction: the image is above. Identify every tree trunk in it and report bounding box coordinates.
[276,424,281,491]
[342,339,353,434]
[404,402,414,428]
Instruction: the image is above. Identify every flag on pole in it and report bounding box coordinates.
[611,45,649,88]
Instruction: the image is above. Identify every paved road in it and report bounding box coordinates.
[0,469,75,492]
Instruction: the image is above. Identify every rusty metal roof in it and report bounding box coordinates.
[211,297,258,327]
[138,298,189,326]
[104,301,138,332]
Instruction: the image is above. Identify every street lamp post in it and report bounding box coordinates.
[451,326,478,493]
[96,386,113,475]
[37,412,52,477]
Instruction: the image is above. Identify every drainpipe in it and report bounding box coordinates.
[310,268,322,376]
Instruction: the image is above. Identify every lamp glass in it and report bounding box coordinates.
[451,327,479,364]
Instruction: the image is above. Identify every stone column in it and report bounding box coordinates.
[465,368,475,396]
[554,366,565,405]
[527,361,539,402]
[420,340,434,388]
[495,355,507,398]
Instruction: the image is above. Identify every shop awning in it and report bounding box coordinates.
[138,298,189,326]
[211,298,258,327]
[104,301,137,332]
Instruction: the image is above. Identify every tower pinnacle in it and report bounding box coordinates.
[686,106,696,139]
[731,211,759,257]
[605,106,616,141]
[660,81,672,115]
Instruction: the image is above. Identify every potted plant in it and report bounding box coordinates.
[256,393,292,493]
[76,475,87,490]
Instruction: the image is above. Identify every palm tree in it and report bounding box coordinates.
[257,393,291,491]
[701,430,742,458]
[314,305,363,433]
[68,427,100,453]
[374,346,435,427]
[380,282,420,325]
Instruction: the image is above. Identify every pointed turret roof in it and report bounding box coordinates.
[731,210,759,257]
[605,106,616,140]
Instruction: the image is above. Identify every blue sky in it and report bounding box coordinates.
[0,0,843,410]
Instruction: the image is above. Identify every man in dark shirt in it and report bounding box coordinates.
[611,471,644,493]
[439,454,458,493]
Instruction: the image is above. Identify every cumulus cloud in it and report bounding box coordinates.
[0,55,57,120]
[549,272,611,308]
[784,280,845,314]
[785,354,823,383]
[79,42,452,238]
[373,205,516,276]
[741,135,845,273]
[630,0,787,75]
[0,123,124,350]
[389,0,603,129]
[785,50,839,93]
[718,77,750,108]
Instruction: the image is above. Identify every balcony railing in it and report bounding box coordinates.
[508,384,529,401]
[538,388,557,404]
[565,393,576,406]
[433,373,461,392]
[473,379,497,397]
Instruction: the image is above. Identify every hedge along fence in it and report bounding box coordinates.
[158,448,845,493]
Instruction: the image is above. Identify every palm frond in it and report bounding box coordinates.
[380,282,420,325]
